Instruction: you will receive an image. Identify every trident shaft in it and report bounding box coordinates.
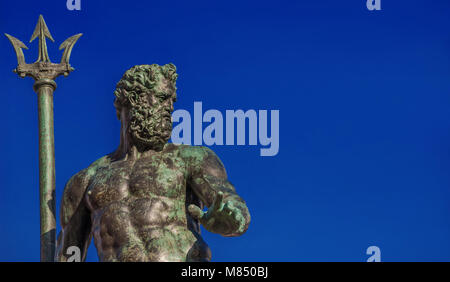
[5,15,82,262]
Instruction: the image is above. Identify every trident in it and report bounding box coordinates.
[5,15,82,262]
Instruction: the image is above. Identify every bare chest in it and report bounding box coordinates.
[86,155,187,210]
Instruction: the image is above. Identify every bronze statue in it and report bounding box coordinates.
[55,64,251,262]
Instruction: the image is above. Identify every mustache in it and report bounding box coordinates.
[129,106,171,120]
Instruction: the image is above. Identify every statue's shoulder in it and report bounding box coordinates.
[168,144,226,176]
[168,143,216,162]
[69,155,111,184]
[60,155,110,226]
[85,155,111,176]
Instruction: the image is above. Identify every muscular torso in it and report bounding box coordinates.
[84,144,210,262]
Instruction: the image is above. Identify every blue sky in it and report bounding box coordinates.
[1,0,450,261]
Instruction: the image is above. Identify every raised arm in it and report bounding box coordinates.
[184,146,251,237]
[55,169,92,262]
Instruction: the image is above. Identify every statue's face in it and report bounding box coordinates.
[127,77,175,151]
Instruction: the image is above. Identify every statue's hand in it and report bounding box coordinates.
[188,192,246,236]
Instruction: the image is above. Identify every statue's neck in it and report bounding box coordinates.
[112,121,155,161]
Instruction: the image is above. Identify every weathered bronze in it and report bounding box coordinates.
[5,15,82,262]
[55,64,251,261]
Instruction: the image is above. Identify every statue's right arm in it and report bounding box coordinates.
[55,168,92,262]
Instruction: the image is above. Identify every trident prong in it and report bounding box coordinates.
[30,14,54,63]
[4,33,28,71]
[5,14,82,262]
[5,14,82,80]
[59,33,83,65]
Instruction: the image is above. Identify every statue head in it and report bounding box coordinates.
[114,64,178,151]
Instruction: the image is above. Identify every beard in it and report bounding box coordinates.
[128,105,172,151]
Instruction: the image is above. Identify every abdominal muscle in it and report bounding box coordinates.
[89,197,207,262]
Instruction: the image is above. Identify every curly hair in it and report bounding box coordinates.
[113,64,178,112]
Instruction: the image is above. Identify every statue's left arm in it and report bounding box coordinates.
[185,146,251,237]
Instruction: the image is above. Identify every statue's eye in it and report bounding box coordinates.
[157,92,171,100]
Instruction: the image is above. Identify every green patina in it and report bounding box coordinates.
[56,64,251,262]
